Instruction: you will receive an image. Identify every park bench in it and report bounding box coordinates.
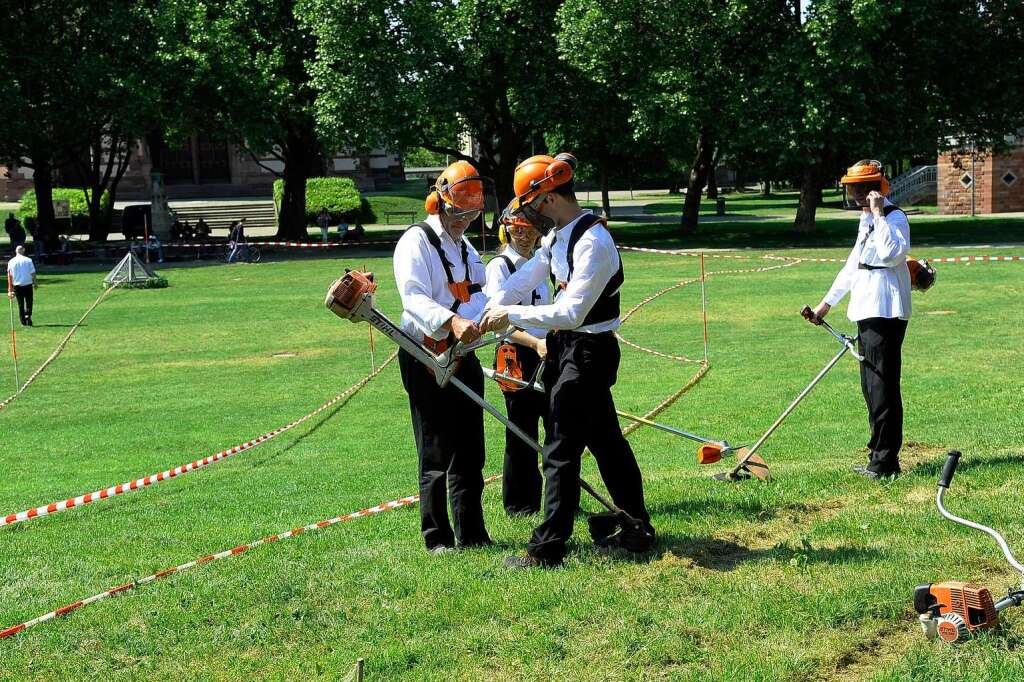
[383,211,416,225]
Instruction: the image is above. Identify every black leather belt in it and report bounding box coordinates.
[858,263,888,271]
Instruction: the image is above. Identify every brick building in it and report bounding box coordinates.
[938,139,1024,214]
[0,135,404,202]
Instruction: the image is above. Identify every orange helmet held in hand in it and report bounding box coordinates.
[510,153,578,213]
[425,160,486,219]
[840,159,890,195]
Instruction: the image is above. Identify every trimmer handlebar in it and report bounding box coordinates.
[938,450,962,489]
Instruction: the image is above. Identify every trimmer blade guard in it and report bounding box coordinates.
[697,443,724,465]
[326,270,377,320]
[588,511,656,553]
[713,450,771,482]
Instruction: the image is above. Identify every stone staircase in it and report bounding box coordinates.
[167,199,278,234]
[888,165,937,206]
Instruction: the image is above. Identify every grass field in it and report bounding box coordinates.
[1,230,1023,679]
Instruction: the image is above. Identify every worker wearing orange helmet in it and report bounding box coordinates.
[481,153,654,568]
[484,209,550,516]
[806,160,912,479]
[392,160,492,553]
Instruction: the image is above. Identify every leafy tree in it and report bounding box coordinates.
[310,0,568,211]
[559,0,791,234]
[161,0,342,240]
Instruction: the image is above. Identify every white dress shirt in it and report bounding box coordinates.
[488,210,621,334]
[6,254,35,287]
[392,214,487,342]
[484,244,550,339]
[824,199,912,321]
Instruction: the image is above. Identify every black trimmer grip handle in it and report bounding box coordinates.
[800,305,821,325]
[939,450,962,488]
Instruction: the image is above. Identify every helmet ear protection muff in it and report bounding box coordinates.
[497,223,508,245]
[424,190,441,215]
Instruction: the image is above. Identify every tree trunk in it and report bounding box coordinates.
[680,131,714,235]
[600,162,611,219]
[277,126,318,240]
[762,179,771,196]
[706,147,720,199]
[31,158,58,252]
[794,159,826,233]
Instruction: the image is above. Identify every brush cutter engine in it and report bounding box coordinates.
[914,450,1024,642]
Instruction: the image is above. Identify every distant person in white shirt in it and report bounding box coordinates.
[7,245,37,326]
[484,210,550,516]
[392,160,492,554]
[482,153,654,568]
[808,160,910,479]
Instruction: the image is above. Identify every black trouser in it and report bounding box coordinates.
[398,348,490,550]
[13,285,32,325]
[527,331,653,565]
[501,343,546,515]
[857,317,909,475]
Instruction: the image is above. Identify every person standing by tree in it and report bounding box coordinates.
[4,213,25,253]
[807,160,911,479]
[317,207,331,243]
[393,160,492,554]
[7,245,37,326]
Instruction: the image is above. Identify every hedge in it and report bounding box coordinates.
[273,176,363,224]
[17,188,109,222]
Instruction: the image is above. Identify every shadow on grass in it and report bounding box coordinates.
[654,534,883,571]
[907,452,1024,483]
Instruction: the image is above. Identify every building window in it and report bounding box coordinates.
[959,173,973,188]
[1002,171,1018,187]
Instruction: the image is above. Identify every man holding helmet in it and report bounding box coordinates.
[393,160,492,553]
[807,160,911,479]
[481,153,654,568]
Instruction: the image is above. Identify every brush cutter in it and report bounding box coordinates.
[481,366,743,463]
[325,270,655,553]
[914,450,1024,643]
[708,305,864,482]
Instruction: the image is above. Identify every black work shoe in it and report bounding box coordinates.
[853,465,901,480]
[427,545,456,556]
[503,554,544,569]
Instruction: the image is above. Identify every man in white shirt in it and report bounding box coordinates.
[482,153,654,568]
[809,160,911,479]
[393,160,492,553]
[7,245,37,326]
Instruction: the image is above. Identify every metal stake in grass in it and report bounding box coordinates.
[700,252,709,364]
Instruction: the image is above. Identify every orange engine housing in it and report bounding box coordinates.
[915,581,999,638]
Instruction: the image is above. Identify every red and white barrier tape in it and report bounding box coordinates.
[0,284,119,413]
[164,239,399,250]
[765,253,1024,264]
[0,350,398,529]
[617,245,754,259]
[0,474,501,640]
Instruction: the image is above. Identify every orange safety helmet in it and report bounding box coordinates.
[509,153,577,213]
[840,159,890,195]
[425,160,486,218]
[497,200,540,245]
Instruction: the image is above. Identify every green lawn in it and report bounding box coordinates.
[0,236,1023,679]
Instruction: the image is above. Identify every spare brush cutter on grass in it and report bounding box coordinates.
[325,270,654,553]
[914,450,1024,643]
[480,366,744,463]
[705,305,865,482]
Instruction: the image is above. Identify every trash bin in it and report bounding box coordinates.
[716,198,726,216]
